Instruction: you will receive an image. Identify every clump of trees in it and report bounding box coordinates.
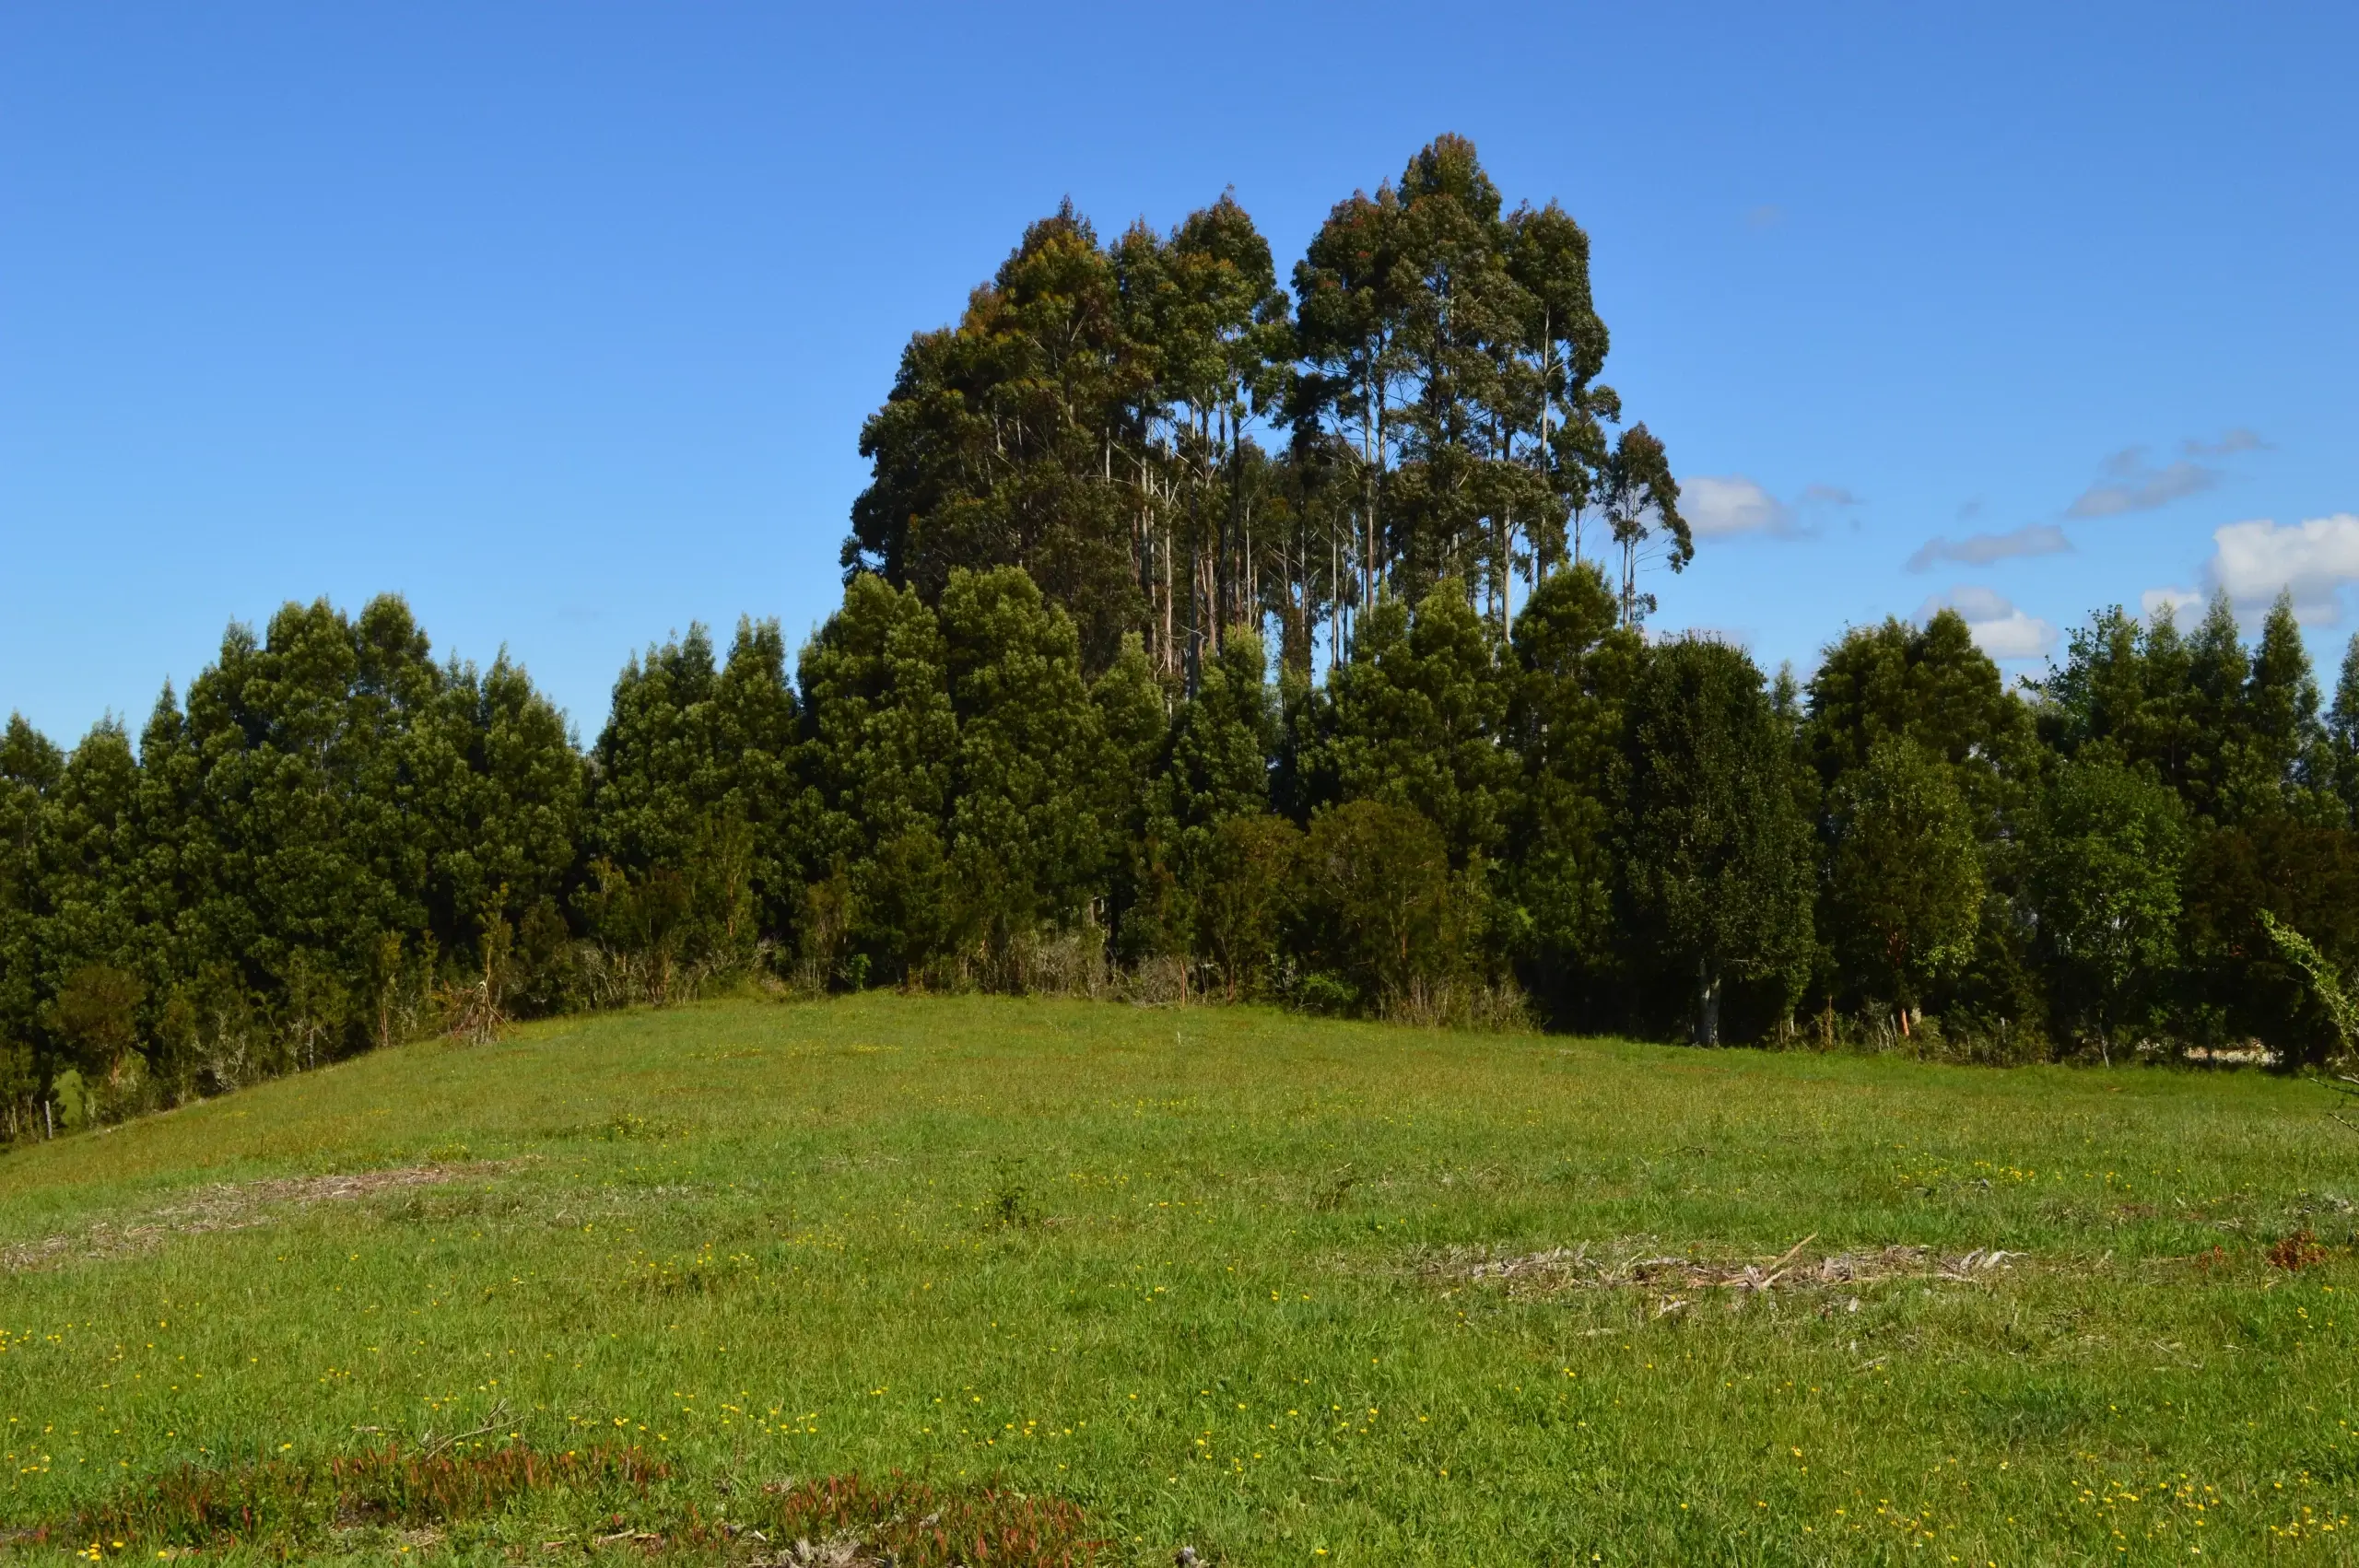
[7,135,2359,1140]
[843,135,1689,684]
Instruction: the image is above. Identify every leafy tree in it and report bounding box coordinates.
[2330,633,2359,823]
[1115,194,1292,678]
[1621,637,1813,1044]
[938,567,1109,962]
[1498,563,1637,1022]
[2238,592,2329,821]
[585,623,789,983]
[1088,634,1176,963]
[800,575,958,983]
[1318,584,1517,867]
[0,719,50,1125]
[2028,759,2188,1058]
[174,598,438,1064]
[1194,813,1301,1000]
[1161,627,1275,834]
[1826,738,1984,1031]
[425,653,585,998]
[1503,201,1614,590]
[847,204,1145,671]
[1293,177,1410,626]
[1291,800,1467,1012]
[1804,611,2036,814]
[1385,135,1521,601]
[1144,626,1275,971]
[2038,593,2324,829]
[2256,910,2357,1061]
[2180,819,2359,1067]
[1601,425,1688,626]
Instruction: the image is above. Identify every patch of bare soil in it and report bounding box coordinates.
[1425,1234,2024,1297]
[0,1162,508,1272]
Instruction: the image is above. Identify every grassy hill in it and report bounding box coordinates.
[2,996,2354,1564]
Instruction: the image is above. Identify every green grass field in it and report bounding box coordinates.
[3,996,2356,1565]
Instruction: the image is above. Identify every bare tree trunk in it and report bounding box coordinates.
[1695,958,1722,1047]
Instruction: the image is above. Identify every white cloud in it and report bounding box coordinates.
[1906,523,2070,572]
[2141,587,2203,623]
[1919,585,2058,661]
[2207,513,2359,623]
[1801,483,1862,507]
[1684,474,1793,538]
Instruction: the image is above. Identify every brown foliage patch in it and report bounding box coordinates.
[36,1442,667,1552]
[2267,1228,2330,1271]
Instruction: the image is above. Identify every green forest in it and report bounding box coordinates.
[6,136,2358,1138]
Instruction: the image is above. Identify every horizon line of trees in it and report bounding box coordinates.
[6,565,2359,1139]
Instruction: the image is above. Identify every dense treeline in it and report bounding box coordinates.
[7,567,2359,1136]
[8,135,2359,1138]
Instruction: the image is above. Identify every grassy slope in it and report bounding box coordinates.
[2,994,2355,1565]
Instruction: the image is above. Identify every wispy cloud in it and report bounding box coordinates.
[1801,484,1862,507]
[2067,447,2219,519]
[2181,427,2269,459]
[1906,523,2070,573]
[2064,427,2267,520]
[2206,512,2359,623]
[1919,585,2057,661]
[1744,204,1785,230]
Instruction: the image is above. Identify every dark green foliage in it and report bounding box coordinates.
[1804,610,2037,823]
[1193,813,1300,1000]
[1826,738,1984,1024]
[799,575,959,984]
[1292,800,1470,1012]
[2028,758,2189,1055]
[1316,584,1518,866]
[2038,591,2330,828]
[845,204,1146,672]
[1621,638,1814,1045]
[2330,632,2359,821]
[587,617,794,982]
[1802,614,2037,1038]
[1089,634,1179,965]
[852,135,1675,688]
[938,567,1109,961]
[1498,564,1637,1025]
[2180,820,2359,1067]
[1161,629,1275,833]
[0,596,586,1129]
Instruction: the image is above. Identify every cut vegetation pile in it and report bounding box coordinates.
[2,993,2355,1564]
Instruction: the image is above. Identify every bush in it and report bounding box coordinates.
[1290,801,1472,1014]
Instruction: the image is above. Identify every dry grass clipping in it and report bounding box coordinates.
[1425,1233,2025,1298]
[1,1163,501,1273]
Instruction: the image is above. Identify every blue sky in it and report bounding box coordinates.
[5,2,2354,744]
